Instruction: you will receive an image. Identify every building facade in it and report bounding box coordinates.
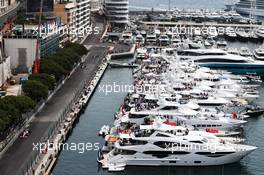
[103,0,129,27]
[75,0,91,31]
[54,2,77,42]
[91,0,101,12]
[3,21,61,74]
[54,0,91,42]
[0,35,11,87]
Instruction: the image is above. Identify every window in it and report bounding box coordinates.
[118,149,137,155]
[156,133,170,137]
[189,141,203,144]
[195,152,235,157]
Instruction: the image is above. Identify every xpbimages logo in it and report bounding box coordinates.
[32,24,101,37]
[32,140,100,154]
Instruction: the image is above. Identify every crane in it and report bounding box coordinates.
[33,0,44,75]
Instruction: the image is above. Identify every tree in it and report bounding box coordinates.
[22,80,49,102]
[0,100,19,122]
[29,73,56,90]
[39,59,66,81]
[0,110,12,132]
[48,54,73,72]
[2,96,36,114]
[13,15,27,25]
[64,42,88,55]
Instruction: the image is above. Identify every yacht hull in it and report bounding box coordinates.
[198,62,264,76]
[106,149,255,168]
[235,7,264,18]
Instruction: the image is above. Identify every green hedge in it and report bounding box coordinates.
[0,96,35,132]
[0,43,87,135]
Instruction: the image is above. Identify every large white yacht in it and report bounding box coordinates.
[254,47,264,60]
[98,126,256,171]
[177,48,264,75]
[235,0,264,17]
[255,26,264,39]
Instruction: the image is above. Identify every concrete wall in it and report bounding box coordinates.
[0,56,11,86]
[4,38,37,74]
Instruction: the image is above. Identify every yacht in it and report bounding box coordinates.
[235,0,264,17]
[217,40,228,47]
[177,48,264,75]
[255,26,264,39]
[225,27,237,40]
[146,33,157,45]
[121,32,133,44]
[120,103,247,130]
[155,29,161,36]
[136,47,148,59]
[254,47,264,60]
[98,127,256,171]
[227,47,240,55]
[239,47,253,57]
[158,35,170,46]
[171,35,182,47]
[248,30,260,41]
[135,34,145,44]
[236,28,249,40]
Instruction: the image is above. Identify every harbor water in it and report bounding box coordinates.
[129,0,225,11]
[52,66,264,175]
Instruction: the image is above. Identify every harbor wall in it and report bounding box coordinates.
[26,55,110,175]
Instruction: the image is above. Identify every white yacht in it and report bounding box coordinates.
[225,27,237,39]
[235,0,264,17]
[98,127,256,171]
[120,104,247,130]
[155,29,161,36]
[121,32,133,44]
[255,26,264,39]
[158,35,170,46]
[136,47,148,59]
[177,48,264,75]
[236,28,249,40]
[239,47,253,57]
[254,47,264,60]
[171,35,181,47]
[146,33,157,45]
[135,34,145,44]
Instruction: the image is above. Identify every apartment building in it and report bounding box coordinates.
[103,0,129,27]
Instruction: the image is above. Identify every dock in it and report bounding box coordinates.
[32,55,110,175]
[109,61,139,68]
[110,44,136,59]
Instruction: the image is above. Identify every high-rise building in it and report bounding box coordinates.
[54,0,91,42]
[103,0,129,27]
[0,0,16,13]
[26,0,54,14]
[75,0,91,30]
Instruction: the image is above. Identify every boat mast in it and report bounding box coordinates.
[249,0,257,21]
